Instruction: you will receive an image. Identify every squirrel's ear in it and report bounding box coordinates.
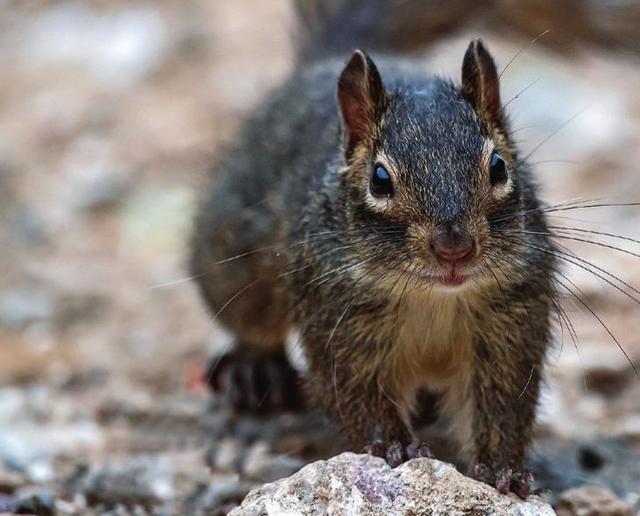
[461,39,502,125]
[337,50,386,160]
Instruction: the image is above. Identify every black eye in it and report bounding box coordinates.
[489,152,508,185]
[370,164,393,197]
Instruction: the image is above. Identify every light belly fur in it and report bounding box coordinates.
[386,288,477,455]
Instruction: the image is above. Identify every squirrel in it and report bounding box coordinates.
[187,0,627,498]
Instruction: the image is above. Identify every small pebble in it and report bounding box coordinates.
[242,442,305,483]
[557,485,634,516]
[12,491,57,516]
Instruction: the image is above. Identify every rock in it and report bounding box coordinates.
[529,438,640,503]
[206,438,242,472]
[0,464,24,493]
[77,458,173,507]
[0,418,102,476]
[230,452,554,516]
[557,485,634,516]
[0,288,53,331]
[0,494,15,513]
[617,414,640,442]
[12,4,171,87]
[11,491,57,516]
[60,136,133,212]
[583,366,632,398]
[184,476,255,515]
[241,442,305,483]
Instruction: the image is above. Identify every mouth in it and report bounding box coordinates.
[438,270,468,286]
[415,266,471,288]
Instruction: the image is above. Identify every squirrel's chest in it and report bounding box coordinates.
[390,290,475,390]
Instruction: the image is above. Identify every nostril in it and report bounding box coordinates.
[431,235,475,263]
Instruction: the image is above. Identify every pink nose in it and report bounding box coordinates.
[431,225,475,264]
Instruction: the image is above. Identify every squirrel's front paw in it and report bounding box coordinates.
[471,463,533,499]
[204,348,303,413]
[364,439,432,468]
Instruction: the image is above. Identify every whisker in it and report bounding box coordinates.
[510,124,544,135]
[531,159,578,166]
[551,232,640,260]
[332,360,345,426]
[489,198,640,229]
[483,253,515,343]
[210,279,261,326]
[324,303,352,354]
[301,252,387,290]
[525,105,590,160]
[553,270,639,379]
[549,225,640,247]
[517,366,535,401]
[491,234,639,378]
[499,29,550,79]
[544,201,640,213]
[489,197,604,225]
[492,249,580,366]
[161,228,406,288]
[496,231,640,303]
[152,275,201,289]
[502,77,541,110]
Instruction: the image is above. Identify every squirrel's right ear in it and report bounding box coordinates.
[337,50,386,160]
[461,39,502,126]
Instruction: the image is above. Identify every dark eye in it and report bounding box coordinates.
[370,164,393,197]
[489,152,508,185]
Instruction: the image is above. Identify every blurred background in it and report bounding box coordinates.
[1,1,640,514]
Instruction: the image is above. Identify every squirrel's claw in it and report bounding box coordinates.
[510,470,534,499]
[364,439,432,468]
[471,463,493,485]
[495,467,513,494]
[204,348,303,413]
[471,463,533,499]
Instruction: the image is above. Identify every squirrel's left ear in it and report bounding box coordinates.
[337,50,387,160]
[461,39,502,126]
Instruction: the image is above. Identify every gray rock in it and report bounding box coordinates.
[557,485,634,516]
[529,438,640,503]
[0,464,24,493]
[12,4,170,87]
[184,476,255,515]
[241,442,305,483]
[11,491,56,516]
[207,437,242,472]
[0,494,14,513]
[78,458,173,507]
[230,452,554,516]
[0,288,53,330]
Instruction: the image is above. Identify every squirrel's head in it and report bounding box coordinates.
[335,40,525,292]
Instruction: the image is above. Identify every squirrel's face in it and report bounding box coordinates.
[336,41,524,292]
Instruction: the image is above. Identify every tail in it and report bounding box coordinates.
[294,0,640,61]
[294,0,477,61]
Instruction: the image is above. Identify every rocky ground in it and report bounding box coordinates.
[1,1,640,515]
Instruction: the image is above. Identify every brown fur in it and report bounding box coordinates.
[191,8,557,495]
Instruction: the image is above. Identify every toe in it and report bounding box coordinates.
[471,463,493,485]
[364,440,386,458]
[495,467,513,495]
[386,440,405,468]
[511,471,534,499]
[406,441,432,459]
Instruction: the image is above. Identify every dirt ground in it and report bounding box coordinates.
[1,1,640,514]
